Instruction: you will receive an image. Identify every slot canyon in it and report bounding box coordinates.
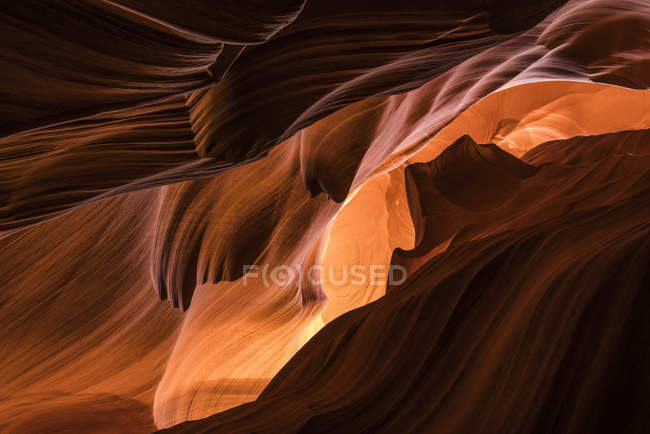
[0,1,648,433]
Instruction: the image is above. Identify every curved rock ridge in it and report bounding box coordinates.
[1,0,648,235]
[152,79,649,315]
[189,0,566,159]
[0,0,305,137]
[409,134,538,212]
[150,150,416,425]
[0,1,649,432]
[101,0,306,44]
[151,138,337,310]
[393,129,650,283]
[159,129,650,433]
[1,85,647,431]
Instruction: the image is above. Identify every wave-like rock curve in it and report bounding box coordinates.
[0,0,649,432]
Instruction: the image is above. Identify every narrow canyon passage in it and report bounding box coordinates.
[0,0,648,432]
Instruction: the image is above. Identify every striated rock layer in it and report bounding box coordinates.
[161,130,650,433]
[2,0,648,234]
[0,0,649,432]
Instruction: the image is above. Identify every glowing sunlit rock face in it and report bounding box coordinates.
[0,1,648,433]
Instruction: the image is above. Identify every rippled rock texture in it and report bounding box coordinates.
[0,1,648,433]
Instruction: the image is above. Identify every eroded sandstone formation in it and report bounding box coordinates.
[0,0,648,432]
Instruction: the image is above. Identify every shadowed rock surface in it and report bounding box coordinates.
[160,130,650,433]
[0,0,649,432]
